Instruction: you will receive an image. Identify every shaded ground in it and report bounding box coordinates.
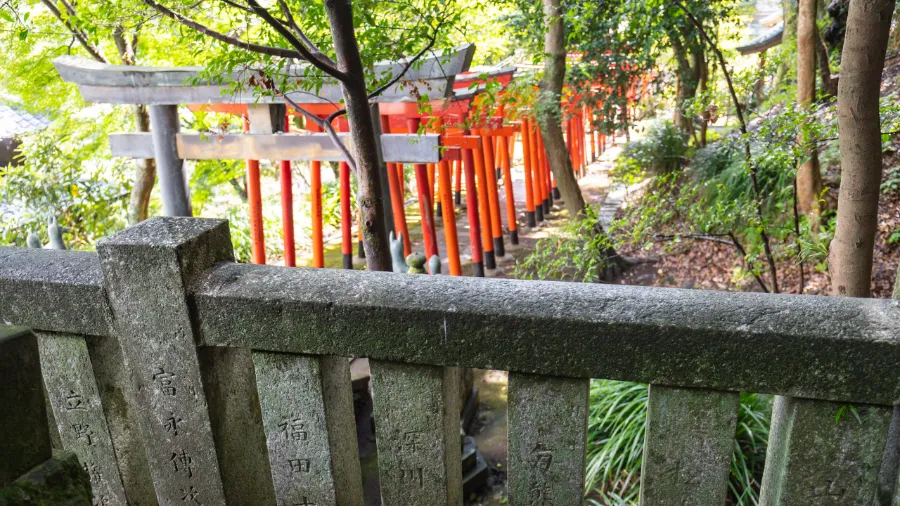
[615,140,900,298]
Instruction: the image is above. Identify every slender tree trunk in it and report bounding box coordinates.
[323,0,392,271]
[536,0,587,218]
[828,0,896,297]
[537,0,622,279]
[796,0,823,216]
[128,104,157,224]
[816,32,838,98]
[114,28,157,224]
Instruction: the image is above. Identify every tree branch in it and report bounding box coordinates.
[280,93,358,174]
[140,0,301,59]
[40,0,108,63]
[671,0,779,292]
[244,0,349,82]
[274,0,337,67]
[366,20,444,99]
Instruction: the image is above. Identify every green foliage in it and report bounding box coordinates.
[614,121,688,181]
[881,166,900,194]
[513,206,615,283]
[585,380,771,505]
[0,116,130,249]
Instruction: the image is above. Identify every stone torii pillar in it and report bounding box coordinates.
[148,105,192,217]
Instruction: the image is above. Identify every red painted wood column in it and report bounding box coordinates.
[529,120,544,223]
[339,159,353,269]
[480,128,505,258]
[521,119,537,227]
[381,115,412,256]
[536,126,551,215]
[462,146,484,277]
[243,115,266,264]
[499,133,518,244]
[438,155,461,275]
[454,158,463,205]
[280,115,296,267]
[307,121,324,268]
[406,117,440,262]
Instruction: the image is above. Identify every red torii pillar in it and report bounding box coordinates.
[242,115,266,265]
[406,117,440,263]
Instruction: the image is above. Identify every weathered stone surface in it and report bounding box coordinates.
[640,385,738,506]
[0,451,91,506]
[85,334,158,505]
[36,332,128,505]
[191,262,900,405]
[875,404,899,505]
[97,217,234,505]
[507,373,588,506]
[197,347,276,505]
[369,360,462,506]
[0,328,51,488]
[0,248,110,336]
[252,352,363,506]
[759,396,892,505]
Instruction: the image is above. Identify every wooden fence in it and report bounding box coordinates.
[1,216,898,505]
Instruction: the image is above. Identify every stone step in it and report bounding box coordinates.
[462,448,489,498]
[462,436,477,473]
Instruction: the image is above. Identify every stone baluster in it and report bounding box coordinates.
[252,352,364,506]
[759,397,893,505]
[36,332,137,505]
[369,360,462,506]
[507,372,589,506]
[97,217,272,504]
[639,385,739,505]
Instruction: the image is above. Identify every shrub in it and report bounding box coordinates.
[513,206,616,283]
[614,121,688,183]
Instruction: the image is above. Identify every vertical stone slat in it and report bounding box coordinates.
[85,333,159,505]
[759,396,893,505]
[97,217,248,505]
[253,352,363,506]
[198,347,276,504]
[507,372,589,506]
[639,384,739,506]
[369,360,462,506]
[36,332,129,506]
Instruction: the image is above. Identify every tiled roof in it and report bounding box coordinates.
[0,104,49,138]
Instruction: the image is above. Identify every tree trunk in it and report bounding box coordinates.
[816,31,838,98]
[536,0,622,280]
[536,0,587,219]
[796,0,823,216]
[828,0,896,297]
[323,0,392,272]
[113,29,157,224]
[128,104,157,224]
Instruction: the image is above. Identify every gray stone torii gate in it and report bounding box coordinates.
[53,44,476,225]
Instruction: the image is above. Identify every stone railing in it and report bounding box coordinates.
[1,217,898,505]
